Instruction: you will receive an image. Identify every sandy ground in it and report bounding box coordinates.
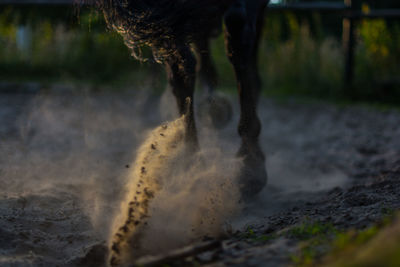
[1,88,400,266]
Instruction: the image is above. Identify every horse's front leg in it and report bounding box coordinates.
[164,44,199,149]
[224,0,268,199]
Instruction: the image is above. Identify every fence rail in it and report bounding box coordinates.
[1,0,400,87]
[269,2,347,11]
[0,0,73,4]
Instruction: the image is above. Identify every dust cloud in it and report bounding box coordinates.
[108,115,241,265]
[0,90,350,265]
[0,90,242,265]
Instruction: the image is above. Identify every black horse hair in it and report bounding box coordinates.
[80,0,231,61]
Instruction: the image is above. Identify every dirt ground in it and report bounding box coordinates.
[1,87,400,266]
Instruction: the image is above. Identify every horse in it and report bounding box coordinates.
[87,0,270,265]
[92,0,269,197]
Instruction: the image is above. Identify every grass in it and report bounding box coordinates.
[240,210,400,266]
[242,226,278,243]
[287,221,339,266]
[286,221,338,241]
[320,214,400,267]
[239,221,340,266]
[289,212,400,267]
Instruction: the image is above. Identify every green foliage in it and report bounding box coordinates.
[288,221,339,266]
[291,212,400,267]
[0,7,153,87]
[260,14,345,99]
[242,226,277,243]
[354,17,400,103]
[321,215,400,267]
[0,6,399,103]
[332,226,379,253]
[287,221,338,241]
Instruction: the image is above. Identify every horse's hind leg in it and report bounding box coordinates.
[194,35,233,129]
[224,0,268,199]
[194,36,219,96]
[164,44,198,148]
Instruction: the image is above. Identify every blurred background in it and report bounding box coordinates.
[0,0,399,105]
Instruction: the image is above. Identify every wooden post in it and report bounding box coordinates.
[343,0,356,88]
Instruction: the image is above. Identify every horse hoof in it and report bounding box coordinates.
[197,94,233,129]
[238,154,267,201]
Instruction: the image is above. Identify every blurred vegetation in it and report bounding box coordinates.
[288,221,340,266]
[0,3,399,104]
[0,6,155,88]
[289,212,400,267]
[320,214,400,267]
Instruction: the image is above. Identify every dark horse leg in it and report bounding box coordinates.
[193,29,233,129]
[224,0,268,198]
[194,35,219,96]
[164,43,198,148]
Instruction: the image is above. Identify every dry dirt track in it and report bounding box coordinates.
[1,88,400,266]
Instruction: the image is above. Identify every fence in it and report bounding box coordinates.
[1,0,400,87]
[269,1,400,87]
